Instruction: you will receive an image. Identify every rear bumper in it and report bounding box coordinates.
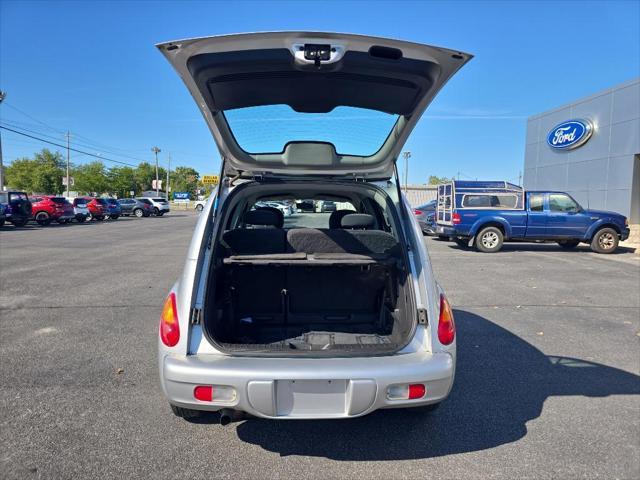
[435,225,456,236]
[161,350,454,419]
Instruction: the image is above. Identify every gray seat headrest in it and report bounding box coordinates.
[341,213,375,229]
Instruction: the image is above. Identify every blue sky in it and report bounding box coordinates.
[1,0,638,183]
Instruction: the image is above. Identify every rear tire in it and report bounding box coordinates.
[475,226,504,253]
[11,217,28,227]
[134,208,143,218]
[170,404,203,420]
[153,207,160,216]
[35,211,51,226]
[558,240,580,249]
[590,228,619,254]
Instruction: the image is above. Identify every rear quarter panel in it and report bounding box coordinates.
[455,210,527,239]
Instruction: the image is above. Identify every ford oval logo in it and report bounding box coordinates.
[547,119,593,150]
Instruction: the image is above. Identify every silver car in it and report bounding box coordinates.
[157,32,469,423]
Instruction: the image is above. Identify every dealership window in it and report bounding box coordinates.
[529,194,544,212]
[462,194,519,209]
[549,194,580,213]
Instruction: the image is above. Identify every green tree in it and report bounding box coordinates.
[5,149,64,193]
[73,161,109,194]
[428,175,453,185]
[170,166,200,197]
[134,162,166,192]
[108,166,137,197]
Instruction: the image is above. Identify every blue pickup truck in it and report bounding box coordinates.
[435,180,630,253]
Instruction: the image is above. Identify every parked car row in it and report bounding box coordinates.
[0,191,171,228]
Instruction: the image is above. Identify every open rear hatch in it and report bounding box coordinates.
[157,32,472,180]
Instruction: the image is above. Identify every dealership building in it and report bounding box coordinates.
[523,78,640,241]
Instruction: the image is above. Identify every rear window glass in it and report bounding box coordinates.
[462,194,520,209]
[249,199,355,229]
[138,199,152,205]
[51,197,67,204]
[224,105,398,157]
[9,193,28,201]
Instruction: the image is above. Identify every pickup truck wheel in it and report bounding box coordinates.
[558,240,580,249]
[170,404,203,420]
[35,211,51,226]
[590,228,619,254]
[476,226,503,253]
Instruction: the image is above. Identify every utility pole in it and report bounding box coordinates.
[402,151,411,193]
[166,153,171,201]
[65,131,71,197]
[151,146,161,196]
[0,91,6,191]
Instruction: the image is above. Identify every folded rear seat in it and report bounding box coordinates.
[284,218,400,323]
[221,210,287,325]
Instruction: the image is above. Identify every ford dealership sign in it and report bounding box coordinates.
[547,119,593,150]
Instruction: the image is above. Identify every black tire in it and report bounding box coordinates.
[11,217,28,227]
[35,211,51,226]
[590,227,619,254]
[77,216,86,223]
[95,216,104,221]
[558,240,580,249]
[195,204,204,212]
[134,208,144,218]
[475,226,504,253]
[111,215,119,220]
[454,238,469,248]
[170,404,203,420]
[153,207,160,216]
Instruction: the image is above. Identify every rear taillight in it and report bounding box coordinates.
[386,383,426,400]
[452,213,461,224]
[413,209,423,215]
[193,385,213,402]
[438,294,455,345]
[160,292,179,347]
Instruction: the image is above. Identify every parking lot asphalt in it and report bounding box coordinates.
[1,213,639,479]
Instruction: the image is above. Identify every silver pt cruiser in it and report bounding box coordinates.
[157,32,470,423]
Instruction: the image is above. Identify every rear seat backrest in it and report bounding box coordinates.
[222,209,287,255]
[286,228,399,256]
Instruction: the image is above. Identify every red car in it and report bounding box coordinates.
[30,195,76,226]
[82,197,107,221]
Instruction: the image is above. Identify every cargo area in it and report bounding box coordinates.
[202,185,416,355]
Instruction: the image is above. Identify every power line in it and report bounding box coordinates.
[3,102,67,134]
[1,118,151,164]
[0,125,138,167]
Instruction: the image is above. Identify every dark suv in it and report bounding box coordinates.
[118,198,152,217]
[0,191,32,227]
